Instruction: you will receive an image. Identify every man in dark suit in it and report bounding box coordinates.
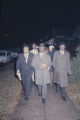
[16,44,34,100]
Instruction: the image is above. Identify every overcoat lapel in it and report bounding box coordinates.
[27,53,30,64]
[23,53,26,64]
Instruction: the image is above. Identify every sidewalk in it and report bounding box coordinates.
[11,85,80,120]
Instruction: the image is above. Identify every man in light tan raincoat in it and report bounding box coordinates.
[32,43,51,103]
[53,43,72,101]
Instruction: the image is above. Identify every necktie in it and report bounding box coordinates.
[60,50,64,55]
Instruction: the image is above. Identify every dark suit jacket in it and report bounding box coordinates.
[16,52,34,78]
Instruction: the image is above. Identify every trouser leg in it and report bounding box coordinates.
[38,85,42,95]
[22,79,26,92]
[25,83,31,96]
[50,73,54,85]
[25,76,32,97]
[56,83,59,92]
[22,79,29,97]
[42,85,47,99]
[61,87,66,97]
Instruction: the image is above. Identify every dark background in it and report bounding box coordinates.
[0,0,80,49]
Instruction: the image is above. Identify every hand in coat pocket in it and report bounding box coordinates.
[39,64,48,69]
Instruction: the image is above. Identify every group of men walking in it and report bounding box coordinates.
[16,42,72,103]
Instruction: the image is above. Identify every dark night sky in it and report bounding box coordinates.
[0,0,80,49]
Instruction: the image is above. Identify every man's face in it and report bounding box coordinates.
[60,45,65,51]
[39,46,45,53]
[32,44,36,49]
[23,47,29,54]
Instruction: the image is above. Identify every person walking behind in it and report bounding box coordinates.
[32,44,51,103]
[48,45,54,86]
[53,43,72,101]
[30,43,38,55]
[30,43,38,83]
[16,44,34,101]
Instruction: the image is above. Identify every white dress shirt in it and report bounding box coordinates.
[24,53,29,63]
[30,49,38,55]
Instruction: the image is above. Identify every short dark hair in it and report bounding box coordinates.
[23,43,30,49]
[32,43,37,46]
[59,42,66,47]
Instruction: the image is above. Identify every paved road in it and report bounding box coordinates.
[11,85,80,120]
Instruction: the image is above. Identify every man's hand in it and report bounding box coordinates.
[68,72,72,75]
[16,71,22,81]
[39,64,48,69]
[16,71,19,76]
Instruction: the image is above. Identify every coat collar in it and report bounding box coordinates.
[23,52,31,63]
[58,50,67,56]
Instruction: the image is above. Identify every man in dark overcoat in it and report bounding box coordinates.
[16,44,34,100]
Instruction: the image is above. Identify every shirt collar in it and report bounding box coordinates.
[60,50,65,55]
[39,52,44,57]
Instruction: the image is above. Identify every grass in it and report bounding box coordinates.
[0,63,22,120]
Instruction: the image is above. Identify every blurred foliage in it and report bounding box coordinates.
[69,57,80,81]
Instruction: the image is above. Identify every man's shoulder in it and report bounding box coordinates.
[34,54,39,58]
[54,51,59,55]
[30,49,33,53]
[29,52,34,57]
[30,49,38,52]
[18,53,23,57]
[65,51,70,55]
[33,54,40,60]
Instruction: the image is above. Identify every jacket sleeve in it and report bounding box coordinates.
[16,54,21,72]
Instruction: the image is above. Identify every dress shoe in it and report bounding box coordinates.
[62,97,66,101]
[56,87,59,92]
[25,96,28,101]
[42,99,46,103]
[38,93,41,96]
[56,84,59,92]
